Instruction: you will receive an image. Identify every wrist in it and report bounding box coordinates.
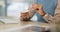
[37,10,46,16]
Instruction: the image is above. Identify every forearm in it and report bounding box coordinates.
[28,9,36,18]
[20,10,36,21]
[36,4,46,16]
[37,10,46,16]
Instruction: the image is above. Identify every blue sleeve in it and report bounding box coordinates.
[34,0,58,16]
[34,0,58,22]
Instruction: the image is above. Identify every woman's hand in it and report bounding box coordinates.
[29,4,46,16]
[20,12,30,21]
[20,4,46,21]
[35,4,46,16]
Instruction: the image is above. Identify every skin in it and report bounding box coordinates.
[34,4,46,16]
[29,4,46,16]
[20,4,46,21]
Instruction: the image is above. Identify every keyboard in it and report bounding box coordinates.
[0,17,19,24]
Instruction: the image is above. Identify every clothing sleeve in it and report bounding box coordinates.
[34,0,58,16]
[34,0,58,22]
[47,0,58,16]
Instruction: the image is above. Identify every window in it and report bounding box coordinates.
[7,0,32,18]
[0,0,6,16]
[7,0,37,20]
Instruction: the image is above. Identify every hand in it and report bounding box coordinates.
[20,12,30,21]
[29,4,46,16]
[35,4,46,16]
[30,4,42,10]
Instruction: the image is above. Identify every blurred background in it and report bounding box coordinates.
[0,0,38,20]
[0,0,60,32]
[0,0,60,21]
[0,0,33,17]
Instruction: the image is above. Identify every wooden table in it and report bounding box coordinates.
[0,21,50,32]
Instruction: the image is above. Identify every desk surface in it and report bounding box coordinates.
[0,21,49,29]
[0,21,50,32]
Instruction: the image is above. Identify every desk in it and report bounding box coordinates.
[0,21,50,32]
